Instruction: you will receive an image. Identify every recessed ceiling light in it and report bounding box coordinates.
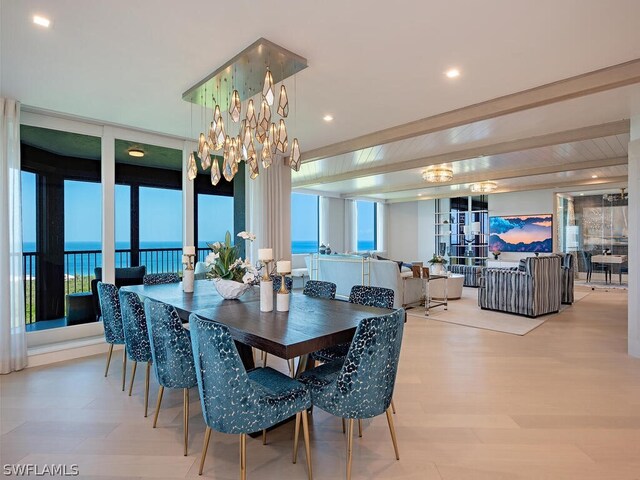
[579,193,585,196]
[417,193,423,197]
[591,175,598,179]
[128,148,145,158]
[323,115,333,122]
[445,68,460,79]
[33,15,50,27]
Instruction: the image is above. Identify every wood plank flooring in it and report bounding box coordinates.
[2,287,639,479]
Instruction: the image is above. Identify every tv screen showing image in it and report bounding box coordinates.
[489,214,553,253]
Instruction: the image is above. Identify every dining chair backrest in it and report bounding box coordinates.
[97,282,125,345]
[303,280,337,299]
[348,285,394,309]
[581,251,592,270]
[118,290,152,363]
[271,273,293,292]
[143,273,180,286]
[143,298,197,389]
[334,309,405,418]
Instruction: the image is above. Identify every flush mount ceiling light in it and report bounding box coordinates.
[422,166,454,183]
[323,114,334,122]
[445,68,460,78]
[33,15,50,27]
[591,174,599,178]
[470,181,497,193]
[128,148,145,158]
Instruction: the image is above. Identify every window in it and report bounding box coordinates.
[291,193,319,253]
[139,186,182,273]
[21,171,36,253]
[115,184,131,250]
[198,194,234,248]
[357,200,376,251]
[64,180,102,251]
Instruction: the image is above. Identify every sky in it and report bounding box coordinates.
[291,193,318,242]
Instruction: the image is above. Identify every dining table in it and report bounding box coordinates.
[122,280,395,371]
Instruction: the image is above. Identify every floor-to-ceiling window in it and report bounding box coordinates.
[197,193,234,249]
[356,200,376,251]
[291,193,319,254]
[21,171,36,324]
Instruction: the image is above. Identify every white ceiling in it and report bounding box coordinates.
[2,0,640,199]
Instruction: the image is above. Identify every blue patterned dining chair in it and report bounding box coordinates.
[119,290,153,417]
[299,309,405,480]
[97,282,127,391]
[189,313,313,480]
[143,298,198,456]
[270,273,293,292]
[143,272,180,286]
[303,280,337,299]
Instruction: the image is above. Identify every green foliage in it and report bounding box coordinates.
[206,231,247,283]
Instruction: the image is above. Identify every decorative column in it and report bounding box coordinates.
[628,116,640,357]
[101,127,115,284]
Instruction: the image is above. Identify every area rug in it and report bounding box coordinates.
[407,288,590,336]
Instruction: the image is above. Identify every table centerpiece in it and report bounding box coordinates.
[206,231,258,300]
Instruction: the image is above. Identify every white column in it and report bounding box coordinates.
[376,202,389,254]
[101,127,115,283]
[182,142,195,248]
[628,116,640,357]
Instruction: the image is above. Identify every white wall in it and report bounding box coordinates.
[387,200,436,263]
[628,116,639,357]
[319,196,346,253]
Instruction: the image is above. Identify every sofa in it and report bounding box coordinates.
[91,266,146,320]
[478,255,562,318]
[559,253,575,305]
[448,264,482,287]
[304,255,422,308]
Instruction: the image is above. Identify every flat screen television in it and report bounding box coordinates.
[489,214,553,253]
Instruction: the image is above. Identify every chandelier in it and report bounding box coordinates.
[422,166,453,183]
[470,181,498,193]
[182,39,307,186]
[603,188,628,202]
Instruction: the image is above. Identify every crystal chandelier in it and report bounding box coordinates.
[422,166,454,183]
[470,181,498,193]
[603,188,627,202]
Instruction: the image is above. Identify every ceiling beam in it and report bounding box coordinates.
[293,120,629,188]
[341,156,628,197]
[386,176,628,204]
[300,58,640,164]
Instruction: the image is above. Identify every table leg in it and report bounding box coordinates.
[235,341,255,370]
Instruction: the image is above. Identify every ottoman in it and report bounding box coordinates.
[429,274,464,300]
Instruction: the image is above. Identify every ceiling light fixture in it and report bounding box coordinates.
[591,175,599,179]
[422,166,454,183]
[128,148,145,158]
[445,68,460,78]
[470,181,498,193]
[323,115,334,122]
[33,15,50,27]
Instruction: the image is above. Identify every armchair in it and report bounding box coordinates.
[478,256,562,318]
[559,253,575,305]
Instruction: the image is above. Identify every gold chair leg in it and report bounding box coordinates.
[391,399,396,414]
[342,417,346,434]
[121,348,127,392]
[184,388,189,456]
[199,426,212,475]
[301,410,313,480]
[346,419,354,480]
[289,359,296,377]
[104,344,114,377]
[144,362,151,417]
[240,433,247,480]
[293,412,301,464]
[152,385,164,428]
[128,361,137,396]
[385,407,400,460]
[262,429,267,445]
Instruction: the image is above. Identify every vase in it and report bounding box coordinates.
[431,263,445,275]
[214,278,250,300]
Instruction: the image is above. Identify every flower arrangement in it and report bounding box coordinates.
[428,254,448,265]
[491,249,501,260]
[206,231,258,285]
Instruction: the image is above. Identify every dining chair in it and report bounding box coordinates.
[189,313,313,480]
[119,290,153,417]
[97,282,127,391]
[303,280,337,299]
[271,273,293,292]
[143,272,180,285]
[143,298,198,456]
[299,309,405,480]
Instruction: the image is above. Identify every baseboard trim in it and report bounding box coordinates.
[27,336,122,368]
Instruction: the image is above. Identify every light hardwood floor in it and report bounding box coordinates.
[2,287,640,480]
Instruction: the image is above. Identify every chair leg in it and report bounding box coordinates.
[385,407,400,460]
[391,399,397,414]
[239,433,247,480]
[358,419,363,438]
[263,352,268,368]
[104,344,114,377]
[152,385,164,428]
[121,348,127,392]
[199,426,212,475]
[341,418,345,434]
[346,419,354,480]
[301,410,313,480]
[293,412,301,463]
[183,388,190,456]
[262,429,267,445]
[144,361,151,417]
[128,361,137,396]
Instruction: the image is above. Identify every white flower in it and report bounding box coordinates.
[230,258,242,270]
[242,272,255,284]
[205,252,219,265]
[211,242,221,250]
[237,231,256,241]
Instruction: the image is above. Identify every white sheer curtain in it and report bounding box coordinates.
[344,199,358,253]
[246,156,292,263]
[0,98,27,374]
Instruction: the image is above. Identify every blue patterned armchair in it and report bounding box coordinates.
[97,282,127,390]
[303,280,337,299]
[189,314,313,479]
[119,290,153,416]
[143,298,197,456]
[300,309,405,480]
[478,255,562,318]
[143,273,180,285]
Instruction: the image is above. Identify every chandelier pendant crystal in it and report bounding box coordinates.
[268,122,277,154]
[213,104,221,124]
[229,90,242,123]
[211,157,221,186]
[277,85,289,117]
[423,166,454,183]
[262,138,273,168]
[200,141,211,169]
[246,99,257,129]
[198,133,206,157]
[262,68,275,106]
[290,138,301,172]
[187,153,198,180]
[256,100,271,143]
[248,149,259,179]
[275,119,288,153]
[208,121,216,149]
[214,116,225,150]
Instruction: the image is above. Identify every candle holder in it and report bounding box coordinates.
[182,254,196,293]
[261,259,273,281]
[276,268,291,312]
[278,273,289,294]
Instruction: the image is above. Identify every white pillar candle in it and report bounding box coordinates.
[260,280,274,312]
[183,269,194,293]
[182,255,189,264]
[258,248,273,261]
[276,260,291,273]
[276,292,290,312]
[184,246,196,255]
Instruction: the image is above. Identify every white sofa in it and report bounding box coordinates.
[304,255,422,308]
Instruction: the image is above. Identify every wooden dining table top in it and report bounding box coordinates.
[122,280,394,361]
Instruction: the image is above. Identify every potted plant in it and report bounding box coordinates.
[492,249,501,260]
[205,231,258,299]
[428,254,448,275]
